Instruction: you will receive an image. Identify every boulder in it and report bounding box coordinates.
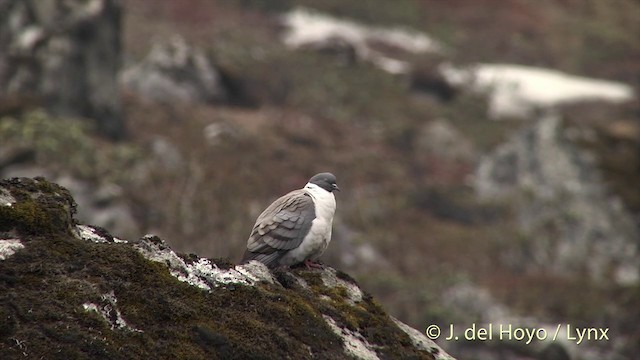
[120,36,229,105]
[474,112,639,285]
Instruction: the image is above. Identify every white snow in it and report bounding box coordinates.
[440,63,635,119]
[282,7,442,74]
[0,239,25,260]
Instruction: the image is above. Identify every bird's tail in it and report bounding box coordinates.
[240,250,282,268]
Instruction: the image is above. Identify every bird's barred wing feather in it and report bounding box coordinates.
[242,190,315,266]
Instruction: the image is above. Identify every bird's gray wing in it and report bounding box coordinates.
[242,190,315,266]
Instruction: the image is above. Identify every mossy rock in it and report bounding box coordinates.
[0,177,454,360]
[0,177,77,236]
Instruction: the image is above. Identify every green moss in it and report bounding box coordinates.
[0,177,76,236]
[294,269,435,359]
[335,269,359,285]
[0,305,17,338]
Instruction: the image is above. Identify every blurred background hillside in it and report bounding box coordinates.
[1,1,639,359]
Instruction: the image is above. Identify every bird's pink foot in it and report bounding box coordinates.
[304,259,324,270]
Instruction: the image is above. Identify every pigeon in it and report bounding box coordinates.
[242,172,339,269]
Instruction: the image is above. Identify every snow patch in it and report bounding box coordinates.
[323,315,380,360]
[0,239,24,260]
[440,63,634,119]
[282,8,442,74]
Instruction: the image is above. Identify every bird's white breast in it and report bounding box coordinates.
[305,183,336,221]
[279,183,336,265]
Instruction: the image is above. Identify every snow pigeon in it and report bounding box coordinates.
[242,172,339,269]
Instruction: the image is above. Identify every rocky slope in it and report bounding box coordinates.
[0,177,453,360]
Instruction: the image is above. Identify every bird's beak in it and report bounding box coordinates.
[332,184,340,192]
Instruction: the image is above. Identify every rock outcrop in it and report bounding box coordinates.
[0,0,124,139]
[120,36,229,105]
[0,177,454,360]
[474,112,639,285]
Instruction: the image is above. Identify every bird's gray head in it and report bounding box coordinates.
[308,172,340,193]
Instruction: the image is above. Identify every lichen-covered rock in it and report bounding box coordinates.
[0,177,454,359]
[475,113,639,285]
[0,0,124,139]
[0,177,77,236]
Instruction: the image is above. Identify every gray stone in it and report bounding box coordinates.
[120,35,228,104]
[0,0,124,139]
[474,112,639,285]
